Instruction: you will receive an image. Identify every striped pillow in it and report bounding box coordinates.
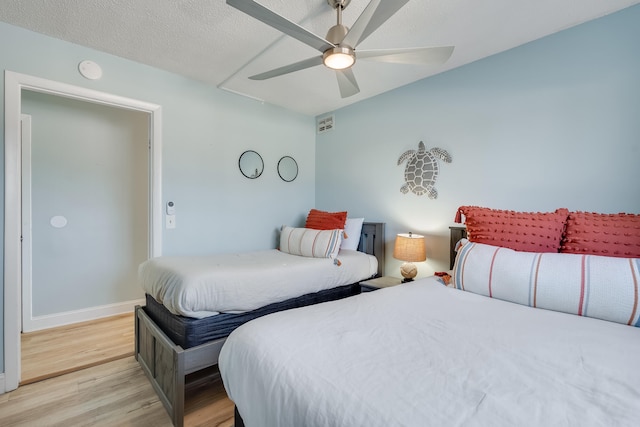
[279,226,342,259]
[453,242,640,327]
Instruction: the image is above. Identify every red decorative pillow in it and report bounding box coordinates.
[560,212,640,258]
[455,206,569,253]
[305,209,347,230]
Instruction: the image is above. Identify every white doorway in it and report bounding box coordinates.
[4,71,163,392]
[21,91,149,332]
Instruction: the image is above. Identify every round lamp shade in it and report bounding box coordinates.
[393,233,426,262]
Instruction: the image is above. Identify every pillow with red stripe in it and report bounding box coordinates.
[453,241,640,327]
[279,226,342,259]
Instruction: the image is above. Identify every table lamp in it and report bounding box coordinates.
[393,232,426,282]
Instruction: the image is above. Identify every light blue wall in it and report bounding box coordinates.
[1,22,315,372]
[316,5,640,278]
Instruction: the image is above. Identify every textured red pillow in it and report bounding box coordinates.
[560,212,640,258]
[305,209,347,230]
[455,206,569,253]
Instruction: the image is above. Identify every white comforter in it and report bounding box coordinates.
[220,277,640,427]
[139,249,377,318]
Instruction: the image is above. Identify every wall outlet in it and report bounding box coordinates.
[166,214,176,229]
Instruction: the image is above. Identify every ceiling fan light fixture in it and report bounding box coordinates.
[228,0,453,99]
[323,47,356,70]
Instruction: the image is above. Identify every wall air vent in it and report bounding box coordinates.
[317,115,334,134]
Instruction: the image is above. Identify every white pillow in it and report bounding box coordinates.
[453,241,640,327]
[341,218,364,251]
[280,226,342,259]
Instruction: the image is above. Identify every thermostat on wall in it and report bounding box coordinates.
[78,60,103,80]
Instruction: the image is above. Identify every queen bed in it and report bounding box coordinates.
[219,207,640,427]
[135,219,385,426]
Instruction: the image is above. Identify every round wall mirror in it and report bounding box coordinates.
[239,150,264,179]
[277,156,298,182]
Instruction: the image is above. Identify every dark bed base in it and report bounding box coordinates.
[234,406,246,427]
[135,222,385,426]
[143,283,360,349]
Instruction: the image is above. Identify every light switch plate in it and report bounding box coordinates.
[166,215,176,229]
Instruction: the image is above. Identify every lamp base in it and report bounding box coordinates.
[399,262,418,282]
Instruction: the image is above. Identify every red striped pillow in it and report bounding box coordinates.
[279,226,342,259]
[453,241,640,327]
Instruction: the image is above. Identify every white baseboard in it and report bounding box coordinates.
[0,373,6,394]
[22,299,145,333]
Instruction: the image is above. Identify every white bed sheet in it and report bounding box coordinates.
[220,277,640,427]
[139,249,377,318]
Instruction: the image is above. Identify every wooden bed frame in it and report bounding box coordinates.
[449,225,468,269]
[135,222,385,426]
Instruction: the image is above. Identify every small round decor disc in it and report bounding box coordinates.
[78,60,103,80]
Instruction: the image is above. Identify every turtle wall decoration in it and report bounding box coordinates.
[397,141,452,199]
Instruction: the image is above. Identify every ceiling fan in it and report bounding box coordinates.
[227,0,454,98]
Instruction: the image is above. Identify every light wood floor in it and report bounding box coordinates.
[21,313,135,385]
[1,314,234,426]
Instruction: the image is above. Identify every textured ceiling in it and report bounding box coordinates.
[1,0,638,116]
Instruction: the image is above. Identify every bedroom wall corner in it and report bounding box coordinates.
[315,4,640,279]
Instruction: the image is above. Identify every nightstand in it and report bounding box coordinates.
[360,276,403,292]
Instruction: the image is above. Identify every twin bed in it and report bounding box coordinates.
[135,220,385,426]
[219,207,640,427]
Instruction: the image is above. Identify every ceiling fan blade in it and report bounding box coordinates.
[358,46,455,65]
[335,69,360,98]
[342,0,409,48]
[227,0,334,52]
[249,56,324,80]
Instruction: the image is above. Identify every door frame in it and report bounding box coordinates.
[20,113,34,333]
[4,70,163,391]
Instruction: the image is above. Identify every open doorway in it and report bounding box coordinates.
[19,91,149,383]
[4,71,163,392]
[21,92,149,331]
